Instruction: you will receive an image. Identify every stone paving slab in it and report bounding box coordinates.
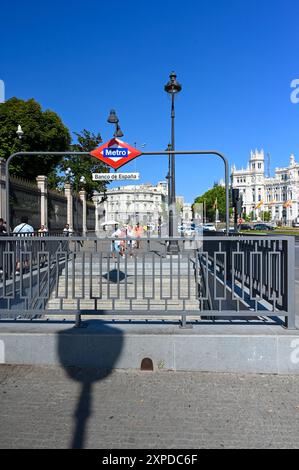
[0,365,299,449]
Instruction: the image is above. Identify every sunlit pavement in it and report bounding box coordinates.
[0,365,299,449]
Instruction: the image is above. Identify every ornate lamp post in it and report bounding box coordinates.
[164,71,182,238]
[107,109,124,138]
[65,168,85,234]
[16,125,24,140]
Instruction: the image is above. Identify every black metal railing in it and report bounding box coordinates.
[0,235,296,328]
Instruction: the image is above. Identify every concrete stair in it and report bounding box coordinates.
[45,253,201,319]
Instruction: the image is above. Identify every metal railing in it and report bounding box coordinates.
[0,235,296,328]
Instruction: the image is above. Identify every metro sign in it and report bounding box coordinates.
[90,138,142,170]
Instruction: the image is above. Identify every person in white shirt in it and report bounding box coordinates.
[13,216,34,274]
[111,227,124,258]
[13,217,34,235]
[63,224,73,236]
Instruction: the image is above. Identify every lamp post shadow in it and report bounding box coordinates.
[57,321,123,449]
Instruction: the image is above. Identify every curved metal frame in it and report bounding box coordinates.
[5,150,230,234]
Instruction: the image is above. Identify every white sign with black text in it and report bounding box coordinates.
[92,172,140,181]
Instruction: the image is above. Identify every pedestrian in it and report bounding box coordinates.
[13,216,34,275]
[0,218,7,236]
[111,227,123,258]
[38,224,48,236]
[63,223,73,236]
[126,224,134,256]
[133,222,143,249]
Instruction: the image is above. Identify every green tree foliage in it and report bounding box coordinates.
[194,185,226,221]
[261,211,271,222]
[58,129,110,199]
[0,97,71,178]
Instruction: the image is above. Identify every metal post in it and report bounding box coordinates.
[168,95,176,252]
[171,93,175,212]
[286,236,296,329]
[167,145,172,238]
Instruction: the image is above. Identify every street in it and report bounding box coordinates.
[0,365,299,449]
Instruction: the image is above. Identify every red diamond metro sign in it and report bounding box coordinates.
[90,138,142,170]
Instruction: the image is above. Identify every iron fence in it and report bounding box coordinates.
[0,235,296,328]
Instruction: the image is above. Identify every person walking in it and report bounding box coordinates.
[63,223,73,236]
[38,224,48,236]
[111,226,123,258]
[133,222,143,249]
[0,218,7,236]
[13,216,34,274]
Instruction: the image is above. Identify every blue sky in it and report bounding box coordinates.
[1,0,299,202]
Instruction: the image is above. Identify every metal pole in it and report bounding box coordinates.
[168,94,175,246]
[171,93,175,209]
[167,147,171,237]
[5,150,230,235]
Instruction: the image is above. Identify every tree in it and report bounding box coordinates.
[194,185,226,222]
[261,211,271,222]
[0,97,71,179]
[58,129,110,199]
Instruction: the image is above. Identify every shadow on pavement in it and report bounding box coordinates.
[57,321,123,449]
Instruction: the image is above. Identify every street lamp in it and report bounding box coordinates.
[16,125,24,140]
[165,143,172,236]
[133,143,146,225]
[164,71,182,238]
[107,109,124,138]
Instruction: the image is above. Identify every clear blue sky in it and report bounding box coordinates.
[1,0,299,202]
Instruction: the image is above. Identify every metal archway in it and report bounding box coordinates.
[5,150,230,234]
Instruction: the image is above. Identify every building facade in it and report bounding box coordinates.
[231,150,299,223]
[95,181,168,227]
[94,182,194,229]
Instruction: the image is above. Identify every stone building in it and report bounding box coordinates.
[231,150,299,224]
[94,181,194,229]
[95,181,168,228]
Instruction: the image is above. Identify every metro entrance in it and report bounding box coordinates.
[0,147,296,329]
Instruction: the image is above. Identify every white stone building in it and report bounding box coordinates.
[176,196,193,223]
[94,182,194,230]
[94,181,168,228]
[231,150,299,223]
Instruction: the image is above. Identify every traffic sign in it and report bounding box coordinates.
[90,138,142,170]
[92,172,140,181]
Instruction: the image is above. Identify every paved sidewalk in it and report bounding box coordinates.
[1,365,299,449]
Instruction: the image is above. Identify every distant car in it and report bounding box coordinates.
[203,223,216,232]
[253,223,275,231]
[238,224,252,231]
[220,227,237,233]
